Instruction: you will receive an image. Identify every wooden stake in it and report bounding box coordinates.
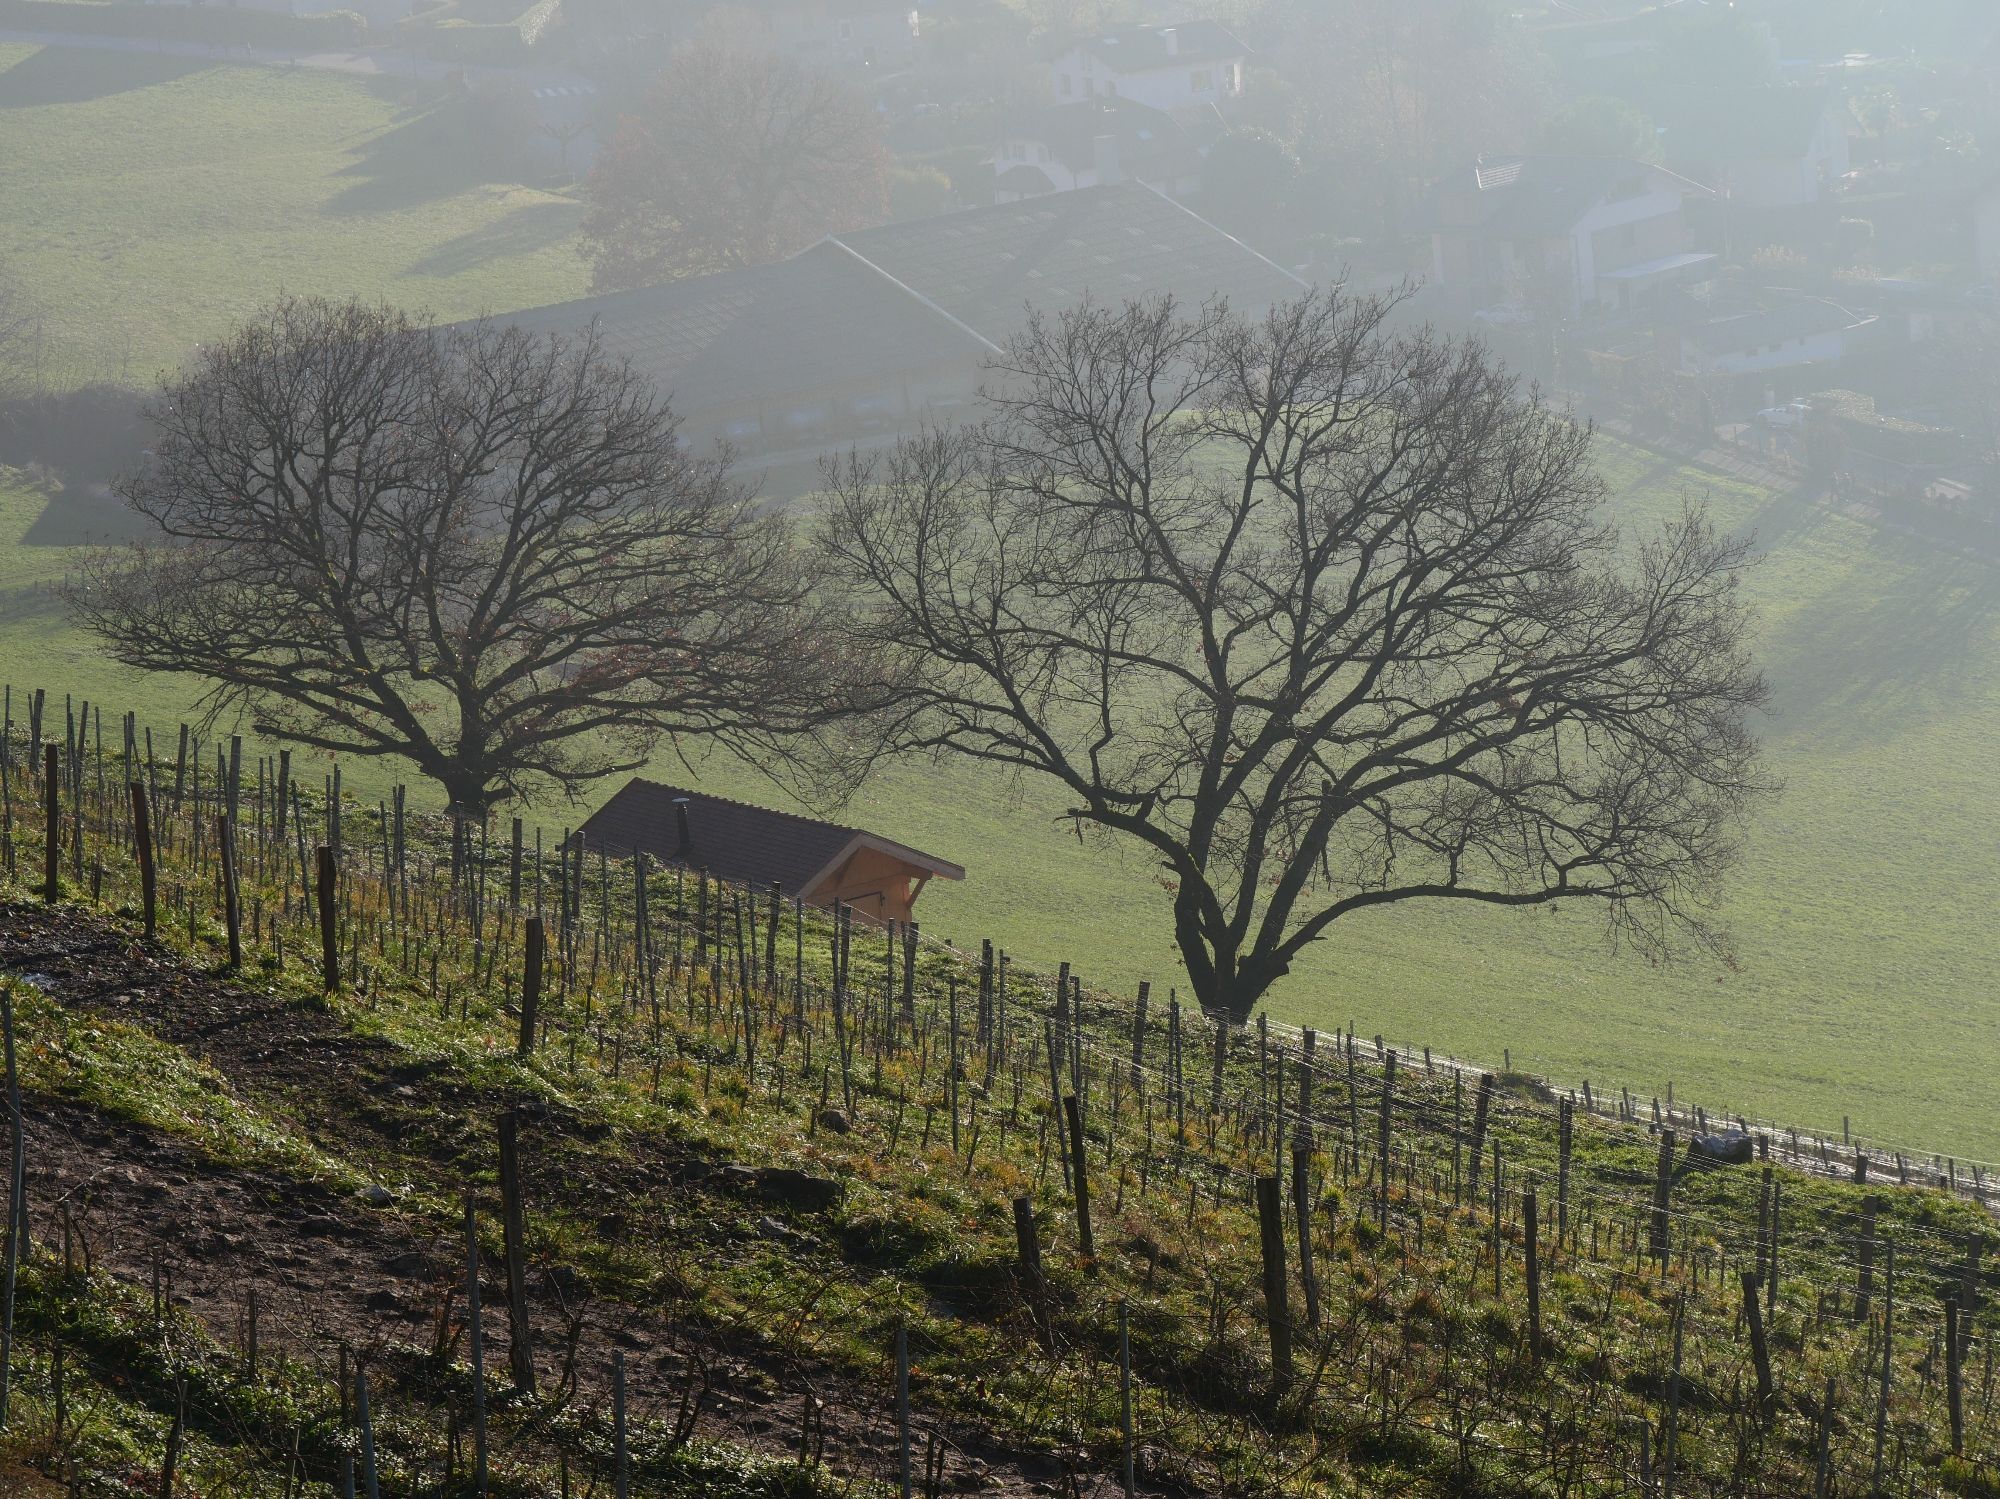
[1256,1173,1293,1396]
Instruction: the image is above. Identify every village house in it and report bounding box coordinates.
[575,780,964,926]
[991,97,1212,202]
[1669,298,1878,377]
[1048,21,1247,115]
[1426,155,1717,319]
[497,183,1305,463]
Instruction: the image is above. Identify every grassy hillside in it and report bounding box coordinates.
[0,778,1992,1496]
[0,43,587,384]
[4,437,1998,1162]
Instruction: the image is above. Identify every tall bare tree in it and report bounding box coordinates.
[582,41,891,292]
[822,293,1771,1024]
[68,296,865,827]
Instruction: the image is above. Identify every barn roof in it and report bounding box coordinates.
[574,779,965,895]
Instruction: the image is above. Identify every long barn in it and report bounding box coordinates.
[574,779,964,926]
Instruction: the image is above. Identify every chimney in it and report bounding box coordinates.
[1162,26,1178,56]
[1092,131,1124,185]
[672,796,692,855]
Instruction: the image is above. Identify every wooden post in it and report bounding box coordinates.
[357,1369,380,1499]
[41,743,57,904]
[1466,1073,1494,1196]
[497,1112,537,1395]
[464,1193,489,1497]
[508,817,523,910]
[1556,1097,1573,1246]
[1292,1141,1320,1329]
[1742,1273,1773,1415]
[1946,1294,1965,1457]
[0,985,21,1429]
[1870,1238,1894,1495]
[1118,1300,1135,1499]
[1376,1050,1395,1231]
[1765,1175,1781,1314]
[217,816,242,970]
[1063,1094,1093,1257]
[1662,1293,1685,1499]
[613,1348,629,1499]
[895,1317,912,1499]
[316,846,339,991]
[131,782,156,939]
[1129,981,1148,1094]
[1011,1195,1050,1350]
[517,916,544,1060]
[1812,1373,1835,1499]
[1650,1130,1676,1271]
[1256,1174,1293,1395]
[1855,1193,1878,1321]
[1524,1189,1542,1363]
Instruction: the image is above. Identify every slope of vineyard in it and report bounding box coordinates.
[0,756,1991,1497]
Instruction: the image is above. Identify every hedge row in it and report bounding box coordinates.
[0,0,366,48]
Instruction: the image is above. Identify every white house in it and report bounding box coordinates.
[1049,21,1246,115]
[1427,156,1718,318]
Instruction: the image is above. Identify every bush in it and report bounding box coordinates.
[0,1,365,48]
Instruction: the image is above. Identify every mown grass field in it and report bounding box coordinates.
[0,45,1991,1161]
[0,42,588,383]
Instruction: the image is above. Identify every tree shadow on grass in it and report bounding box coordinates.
[21,487,151,548]
[326,105,496,216]
[0,46,208,108]
[1760,535,2000,754]
[404,199,579,278]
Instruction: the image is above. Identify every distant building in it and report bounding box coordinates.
[1426,155,1717,318]
[1976,176,2000,284]
[1670,299,1877,376]
[576,780,963,925]
[1654,86,1850,210]
[992,98,1212,202]
[582,0,920,72]
[1049,21,1247,115]
[497,184,1305,459]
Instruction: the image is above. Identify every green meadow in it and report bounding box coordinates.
[0,45,1992,1159]
[0,42,587,383]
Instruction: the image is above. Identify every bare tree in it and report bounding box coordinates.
[67,296,866,828]
[822,293,1770,1025]
[581,41,890,292]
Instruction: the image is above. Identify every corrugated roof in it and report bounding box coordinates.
[1655,86,1837,166]
[1430,156,1713,239]
[575,779,965,895]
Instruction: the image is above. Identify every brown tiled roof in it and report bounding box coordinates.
[573,778,965,895]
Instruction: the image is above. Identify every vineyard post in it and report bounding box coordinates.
[614,1348,629,1499]
[0,983,21,1427]
[1256,1174,1293,1396]
[1650,1131,1677,1272]
[1662,1293,1685,1499]
[1524,1189,1542,1363]
[1856,1194,1878,1321]
[218,816,242,970]
[1064,1094,1093,1256]
[357,1369,380,1499]
[1292,1136,1320,1329]
[1467,1073,1494,1197]
[509,818,523,910]
[1011,1195,1051,1350]
[1118,1299,1135,1499]
[1742,1273,1773,1415]
[1376,1050,1395,1231]
[41,743,57,904]
[1557,1097,1573,1248]
[316,846,339,991]
[1812,1373,1835,1499]
[1871,1238,1895,1492]
[497,1111,537,1395]
[464,1193,489,1497]
[1766,1177,1781,1314]
[131,783,156,939]
[518,916,544,1060]
[1129,981,1148,1094]
[1946,1295,1964,1456]
[896,1316,913,1499]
